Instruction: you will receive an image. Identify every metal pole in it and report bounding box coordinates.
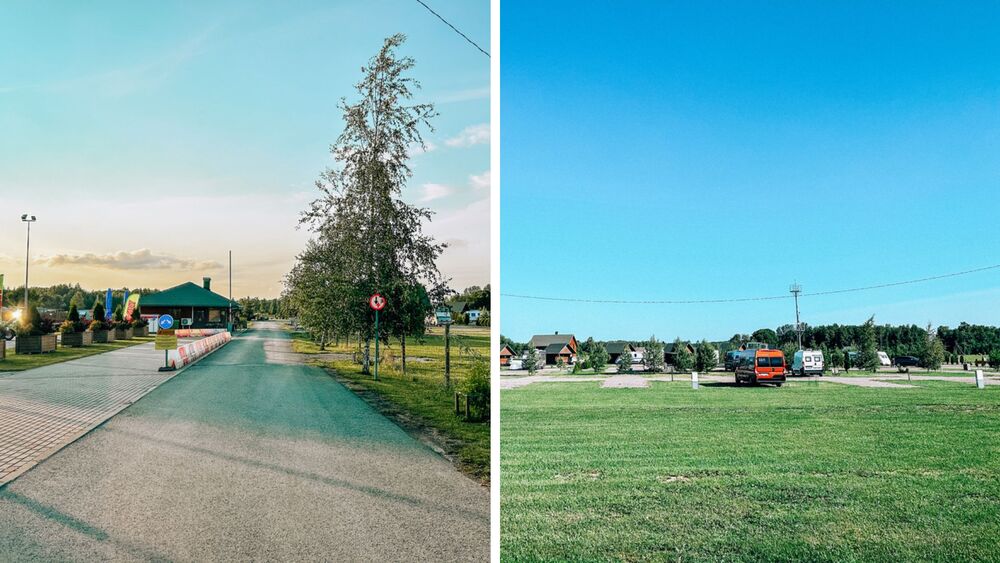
[228,250,233,332]
[790,283,802,350]
[445,322,451,387]
[374,309,379,380]
[24,220,31,312]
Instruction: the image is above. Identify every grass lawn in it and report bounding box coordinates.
[0,336,156,371]
[290,326,490,482]
[501,380,1000,562]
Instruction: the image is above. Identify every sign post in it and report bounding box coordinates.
[369,293,386,380]
[692,371,699,389]
[976,369,985,389]
[156,315,177,371]
[436,305,453,388]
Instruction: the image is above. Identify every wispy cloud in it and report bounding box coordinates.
[408,140,438,157]
[445,123,490,148]
[36,249,222,271]
[2,25,217,97]
[434,86,490,104]
[419,183,455,202]
[469,170,491,191]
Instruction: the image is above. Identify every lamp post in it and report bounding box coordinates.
[790,283,802,351]
[21,214,36,313]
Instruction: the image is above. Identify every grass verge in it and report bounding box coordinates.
[0,337,156,371]
[501,379,1000,561]
[290,326,490,483]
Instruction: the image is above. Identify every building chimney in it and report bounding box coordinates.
[203,277,211,291]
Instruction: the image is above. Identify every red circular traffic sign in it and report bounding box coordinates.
[369,293,386,311]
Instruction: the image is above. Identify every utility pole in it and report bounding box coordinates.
[444,321,451,388]
[228,250,233,332]
[790,283,802,350]
[21,214,36,313]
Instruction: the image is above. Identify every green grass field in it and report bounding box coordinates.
[501,380,1000,561]
[290,326,490,481]
[0,336,155,371]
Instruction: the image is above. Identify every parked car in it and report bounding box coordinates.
[791,350,824,376]
[893,355,920,367]
[735,348,786,386]
[724,350,741,371]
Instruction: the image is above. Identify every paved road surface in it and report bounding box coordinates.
[0,323,488,561]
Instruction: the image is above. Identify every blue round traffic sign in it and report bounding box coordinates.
[158,315,175,330]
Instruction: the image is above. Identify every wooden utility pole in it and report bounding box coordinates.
[444,322,451,388]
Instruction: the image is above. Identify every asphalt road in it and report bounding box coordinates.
[0,323,488,562]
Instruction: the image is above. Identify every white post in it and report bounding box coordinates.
[976,369,985,389]
[691,371,699,389]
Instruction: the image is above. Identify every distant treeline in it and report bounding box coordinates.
[503,322,1000,357]
[0,284,158,312]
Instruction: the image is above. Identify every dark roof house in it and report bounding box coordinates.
[139,277,240,329]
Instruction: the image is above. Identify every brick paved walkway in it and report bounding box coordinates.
[0,343,181,485]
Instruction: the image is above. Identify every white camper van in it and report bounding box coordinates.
[791,349,824,376]
[877,351,891,367]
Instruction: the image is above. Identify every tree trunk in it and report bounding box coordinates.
[362,337,371,374]
[401,334,407,377]
[320,330,327,351]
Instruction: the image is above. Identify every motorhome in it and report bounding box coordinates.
[735,348,787,386]
[877,351,891,367]
[791,349,824,376]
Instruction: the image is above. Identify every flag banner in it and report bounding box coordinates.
[105,289,113,321]
[0,273,4,311]
[124,293,141,322]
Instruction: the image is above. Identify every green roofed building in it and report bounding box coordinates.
[139,277,240,329]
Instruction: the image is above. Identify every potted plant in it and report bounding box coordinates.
[60,305,93,347]
[15,305,58,354]
[112,305,133,340]
[89,303,116,343]
[130,306,148,337]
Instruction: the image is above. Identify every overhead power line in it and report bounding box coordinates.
[415,0,490,58]
[501,263,1000,305]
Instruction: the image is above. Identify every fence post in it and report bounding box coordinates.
[455,392,460,415]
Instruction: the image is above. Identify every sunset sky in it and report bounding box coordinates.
[0,0,489,298]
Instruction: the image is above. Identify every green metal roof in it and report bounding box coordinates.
[138,282,241,309]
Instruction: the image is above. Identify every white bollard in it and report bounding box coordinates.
[976,369,985,389]
[691,371,699,389]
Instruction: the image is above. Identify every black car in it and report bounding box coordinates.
[893,355,920,367]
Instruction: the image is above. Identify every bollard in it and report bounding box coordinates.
[691,371,699,390]
[976,369,985,389]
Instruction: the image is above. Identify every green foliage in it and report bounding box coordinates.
[92,303,105,324]
[58,320,75,335]
[501,334,525,355]
[778,342,797,368]
[694,340,717,372]
[672,339,694,372]
[829,348,845,370]
[616,347,632,374]
[988,350,1000,370]
[858,317,880,372]
[17,305,47,336]
[113,304,124,322]
[643,337,665,373]
[919,324,945,371]
[751,328,778,348]
[588,343,609,374]
[462,357,490,398]
[524,347,540,375]
[68,304,80,323]
[477,309,490,327]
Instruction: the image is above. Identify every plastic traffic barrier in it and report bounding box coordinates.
[167,332,232,369]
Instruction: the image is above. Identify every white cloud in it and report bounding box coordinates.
[35,249,222,271]
[445,123,490,148]
[419,183,455,202]
[407,140,437,157]
[469,170,491,191]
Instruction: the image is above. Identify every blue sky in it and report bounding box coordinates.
[501,1,1000,342]
[0,0,489,297]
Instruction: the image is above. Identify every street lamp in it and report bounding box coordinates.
[21,214,36,313]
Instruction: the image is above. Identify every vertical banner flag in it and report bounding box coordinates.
[122,290,130,319]
[0,273,4,312]
[105,289,113,321]
[124,293,141,322]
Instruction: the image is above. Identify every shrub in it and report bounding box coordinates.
[477,309,490,327]
[588,343,609,374]
[93,303,106,323]
[616,348,632,374]
[988,350,1000,370]
[68,304,80,323]
[672,339,694,372]
[58,320,75,335]
[695,340,718,372]
[88,320,104,332]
